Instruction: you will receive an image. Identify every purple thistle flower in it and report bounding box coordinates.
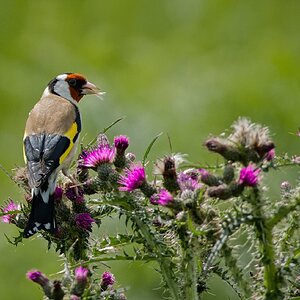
[239,165,260,187]
[114,135,129,152]
[265,148,275,161]
[75,266,89,282]
[70,295,81,300]
[26,270,49,286]
[101,271,115,287]
[150,189,173,206]
[54,186,63,202]
[27,270,42,282]
[82,145,115,168]
[178,171,202,191]
[75,213,95,231]
[119,164,146,192]
[1,200,20,223]
[65,184,84,204]
[199,168,209,176]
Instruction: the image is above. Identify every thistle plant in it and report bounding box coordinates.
[3,117,300,299]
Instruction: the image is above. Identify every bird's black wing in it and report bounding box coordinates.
[24,134,70,188]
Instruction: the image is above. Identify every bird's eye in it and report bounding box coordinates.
[69,78,77,87]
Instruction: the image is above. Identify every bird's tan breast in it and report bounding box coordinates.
[25,95,77,136]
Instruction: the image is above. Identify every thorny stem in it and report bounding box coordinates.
[105,194,179,299]
[252,188,282,300]
[221,244,252,298]
[132,213,179,300]
[62,255,72,286]
[183,236,199,300]
[177,220,199,300]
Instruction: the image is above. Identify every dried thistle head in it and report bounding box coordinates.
[153,153,186,192]
[229,117,274,158]
[13,166,30,193]
[205,137,243,162]
[97,133,110,148]
[153,153,186,176]
[205,118,275,164]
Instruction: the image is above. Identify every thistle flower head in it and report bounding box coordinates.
[150,189,173,206]
[97,133,110,148]
[281,181,291,191]
[265,148,275,161]
[78,150,88,168]
[239,165,260,187]
[75,266,89,282]
[153,154,185,192]
[101,271,115,287]
[280,181,293,198]
[114,135,129,152]
[75,213,95,231]
[229,117,274,156]
[153,153,186,176]
[26,270,49,287]
[54,186,63,202]
[1,200,20,223]
[119,164,146,191]
[27,270,42,282]
[178,170,202,191]
[82,145,116,168]
[199,168,209,177]
[65,184,84,204]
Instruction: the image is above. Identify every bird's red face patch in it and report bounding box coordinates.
[67,73,87,82]
[66,73,88,102]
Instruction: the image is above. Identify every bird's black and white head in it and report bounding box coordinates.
[46,73,103,103]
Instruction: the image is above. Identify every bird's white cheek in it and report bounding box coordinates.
[54,81,72,101]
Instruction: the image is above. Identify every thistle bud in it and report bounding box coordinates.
[199,169,221,186]
[207,184,232,200]
[71,266,89,296]
[205,137,242,162]
[52,280,65,300]
[26,270,52,298]
[101,271,115,291]
[223,164,235,184]
[114,135,129,170]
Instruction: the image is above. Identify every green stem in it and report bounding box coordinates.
[132,215,179,300]
[177,218,199,300]
[252,188,282,300]
[100,195,179,299]
[221,244,251,298]
[183,238,199,300]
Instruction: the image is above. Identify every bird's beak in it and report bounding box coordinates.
[82,81,105,97]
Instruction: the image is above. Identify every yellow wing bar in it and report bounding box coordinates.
[59,122,78,164]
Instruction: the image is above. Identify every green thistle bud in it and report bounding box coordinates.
[223,164,235,184]
[97,163,113,182]
[140,182,157,198]
[207,184,232,200]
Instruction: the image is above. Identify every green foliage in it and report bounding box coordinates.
[5,118,300,299]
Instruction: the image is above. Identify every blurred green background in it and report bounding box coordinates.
[1,0,300,299]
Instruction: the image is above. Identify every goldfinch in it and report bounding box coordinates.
[23,73,101,238]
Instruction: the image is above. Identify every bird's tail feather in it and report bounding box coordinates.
[23,188,56,238]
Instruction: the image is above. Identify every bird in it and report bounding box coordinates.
[23,73,102,238]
